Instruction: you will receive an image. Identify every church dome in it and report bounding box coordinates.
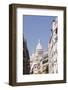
[36,40,43,51]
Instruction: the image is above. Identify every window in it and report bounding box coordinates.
[55,28,57,34]
[42,59,48,64]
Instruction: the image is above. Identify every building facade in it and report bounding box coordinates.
[48,18,58,73]
[23,38,30,74]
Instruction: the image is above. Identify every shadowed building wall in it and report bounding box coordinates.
[23,38,30,74]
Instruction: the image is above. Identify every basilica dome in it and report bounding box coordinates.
[36,40,43,51]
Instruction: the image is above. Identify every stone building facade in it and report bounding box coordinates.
[48,18,58,73]
[23,38,30,74]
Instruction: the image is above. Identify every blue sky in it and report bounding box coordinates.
[23,15,57,56]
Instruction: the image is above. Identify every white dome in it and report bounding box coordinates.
[36,40,43,50]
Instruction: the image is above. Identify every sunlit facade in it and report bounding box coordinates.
[48,18,58,73]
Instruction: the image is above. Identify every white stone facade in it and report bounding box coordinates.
[48,18,58,73]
